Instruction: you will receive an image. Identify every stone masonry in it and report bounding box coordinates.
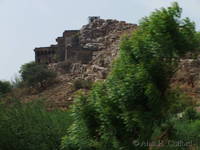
[34,17,137,65]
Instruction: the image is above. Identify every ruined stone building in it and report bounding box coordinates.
[34,29,92,64]
[31,17,137,107]
[34,17,137,65]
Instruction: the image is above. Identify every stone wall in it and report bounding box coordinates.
[34,30,80,64]
[47,17,137,82]
[34,47,56,64]
[56,36,65,61]
[34,17,137,65]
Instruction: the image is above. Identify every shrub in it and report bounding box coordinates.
[73,79,92,90]
[167,89,195,115]
[172,119,200,147]
[183,107,200,120]
[0,100,72,150]
[151,117,200,150]
[0,80,12,97]
[19,62,57,90]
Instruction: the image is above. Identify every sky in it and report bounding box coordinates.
[0,0,199,80]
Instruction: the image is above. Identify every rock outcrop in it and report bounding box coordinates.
[172,58,200,99]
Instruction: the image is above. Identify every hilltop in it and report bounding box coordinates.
[7,17,200,110]
[11,17,137,109]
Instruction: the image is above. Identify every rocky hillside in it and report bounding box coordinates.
[172,57,200,111]
[12,18,200,110]
[16,18,137,109]
[50,19,137,80]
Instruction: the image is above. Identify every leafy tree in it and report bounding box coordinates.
[62,2,199,150]
[19,62,56,89]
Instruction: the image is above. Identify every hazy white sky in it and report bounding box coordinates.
[0,0,199,80]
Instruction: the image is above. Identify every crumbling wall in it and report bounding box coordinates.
[34,47,56,64]
[34,17,137,66]
[47,18,137,82]
[56,37,65,61]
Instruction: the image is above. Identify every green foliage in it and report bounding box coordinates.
[167,89,194,115]
[151,112,200,150]
[19,62,57,89]
[73,79,93,90]
[0,80,12,97]
[183,107,200,120]
[62,2,199,150]
[138,2,197,58]
[195,32,200,50]
[0,100,72,150]
[172,119,200,145]
[62,92,99,150]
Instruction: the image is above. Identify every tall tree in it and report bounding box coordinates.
[62,2,198,150]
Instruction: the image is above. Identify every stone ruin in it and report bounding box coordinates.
[34,17,137,65]
[31,17,200,110]
[29,17,139,108]
[34,29,92,64]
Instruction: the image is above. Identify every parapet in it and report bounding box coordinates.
[34,47,50,52]
[63,30,80,37]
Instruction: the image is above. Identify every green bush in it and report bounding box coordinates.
[0,80,12,97]
[0,100,72,150]
[172,119,200,147]
[183,107,200,120]
[73,79,93,90]
[151,117,200,150]
[150,106,200,150]
[167,89,194,115]
[19,62,57,90]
